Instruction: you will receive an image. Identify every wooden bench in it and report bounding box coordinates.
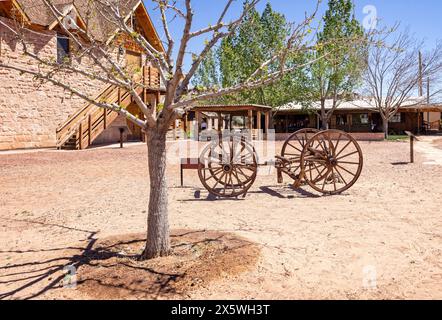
[180,158,200,187]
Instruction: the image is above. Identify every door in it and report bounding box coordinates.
[126,103,144,141]
[125,50,142,77]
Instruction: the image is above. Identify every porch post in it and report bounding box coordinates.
[195,111,201,141]
[264,111,270,140]
[218,112,222,133]
[184,112,188,137]
[248,110,253,131]
[417,111,420,135]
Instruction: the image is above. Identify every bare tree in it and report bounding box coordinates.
[361,29,442,137]
[0,0,325,259]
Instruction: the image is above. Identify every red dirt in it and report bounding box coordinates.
[1,140,441,299]
[75,230,259,300]
[433,139,442,150]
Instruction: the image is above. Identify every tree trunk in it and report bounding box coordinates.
[320,100,329,130]
[142,129,170,259]
[321,118,329,130]
[382,118,389,139]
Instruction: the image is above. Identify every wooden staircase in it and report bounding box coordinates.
[56,66,161,150]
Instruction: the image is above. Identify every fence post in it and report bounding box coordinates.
[103,109,107,129]
[78,123,83,150]
[88,114,92,147]
[405,131,417,164]
[119,127,125,148]
[410,135,414,163]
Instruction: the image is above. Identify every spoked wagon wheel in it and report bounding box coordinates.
[300,130,363,195]
[198,136,258,198]
[280,128,319,185]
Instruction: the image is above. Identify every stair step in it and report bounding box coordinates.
[60,146,77,150]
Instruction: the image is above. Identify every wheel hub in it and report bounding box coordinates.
[223,164,233,173]
[330,158,338,166]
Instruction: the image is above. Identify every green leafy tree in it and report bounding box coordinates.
[192,49,219,92]
[306,0,365,129]
[193,2,308,108]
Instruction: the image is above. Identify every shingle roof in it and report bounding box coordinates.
[16,0,73,26]
[15,0,141,42]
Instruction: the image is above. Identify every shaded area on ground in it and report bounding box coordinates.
[76,230,260,300]
[0,226,259,300]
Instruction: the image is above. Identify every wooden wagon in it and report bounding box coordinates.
[197,129,363,198]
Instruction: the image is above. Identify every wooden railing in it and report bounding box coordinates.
[142,65,161,89]
[56,66,160,149]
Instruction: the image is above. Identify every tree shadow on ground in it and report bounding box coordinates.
[0,221,182,300]
[0,221,258,300]
[0,219,100,300]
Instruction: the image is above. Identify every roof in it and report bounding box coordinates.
[12,0,163,50]
[278,98,442,113]
[192,104,273,113]
[0,0,30,22]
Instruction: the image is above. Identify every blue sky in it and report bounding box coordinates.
[144,0,442,70]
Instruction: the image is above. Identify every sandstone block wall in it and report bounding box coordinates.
[0,17,111,150]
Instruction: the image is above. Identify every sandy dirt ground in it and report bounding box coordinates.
[0,138,441,300]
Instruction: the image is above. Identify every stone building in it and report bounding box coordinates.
[0,0,164,150]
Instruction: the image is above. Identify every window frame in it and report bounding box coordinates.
[336,114,348,126]
[56,33,70,65]
[352,113,369,125]
[389,113,402,123]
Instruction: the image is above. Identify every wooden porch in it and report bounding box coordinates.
[183,104,273,140]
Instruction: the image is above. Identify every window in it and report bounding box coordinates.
[352,113,369,125]
[360,114,369,124]
[389,113,402,123]
[336,115,347,126]
[0,8,7,18]
[57,34,70,64]
[125,50,142,74]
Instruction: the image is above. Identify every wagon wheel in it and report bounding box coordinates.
[206,138,256,187]
[281,128,319,184]
[300,130,363,195]
[198,136,258,198]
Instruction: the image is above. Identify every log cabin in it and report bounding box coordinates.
[0,0,164,150]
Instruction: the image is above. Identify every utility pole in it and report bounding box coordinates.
[418,51,423,97]
[427,77,430,104]
[427,77,430,124]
